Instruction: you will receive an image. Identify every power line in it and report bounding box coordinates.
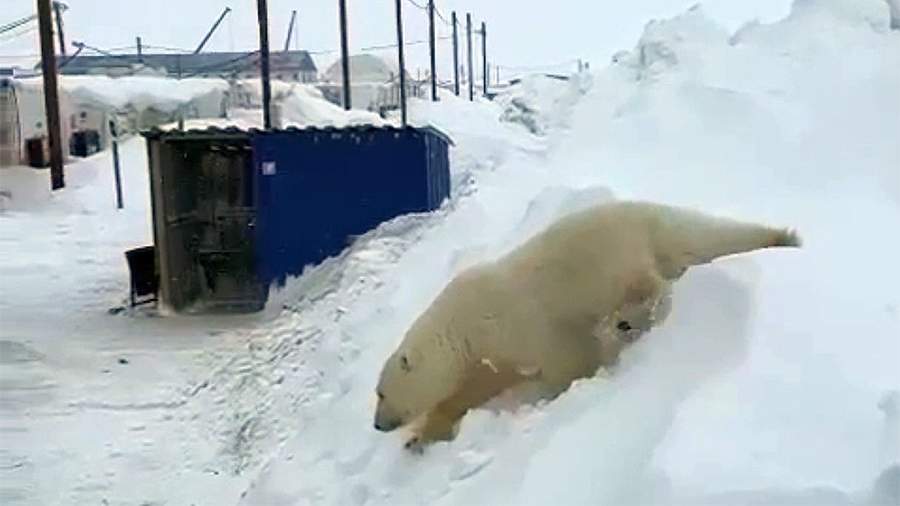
[0,25,38,45]
[406,0,452,26]
[143,44,193,53]
[180,50,260,78]
[360,35,451,52]
[0,14,37,35]
[433,4,452,25]
[406,0,427,10]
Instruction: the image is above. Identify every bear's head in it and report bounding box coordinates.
[373,317,463,432]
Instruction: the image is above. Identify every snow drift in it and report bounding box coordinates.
[241,1,900,504]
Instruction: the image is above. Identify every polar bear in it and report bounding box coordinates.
[373,200,800,449]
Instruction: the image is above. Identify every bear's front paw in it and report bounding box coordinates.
[404,435,426,454]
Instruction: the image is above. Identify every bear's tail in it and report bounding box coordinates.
[654,205,802,276]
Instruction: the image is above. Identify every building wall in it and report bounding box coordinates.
[0,84,19,167]
[0,79,72,168]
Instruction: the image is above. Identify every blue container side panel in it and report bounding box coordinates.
[425,133,451,208]
[253,129,450,287]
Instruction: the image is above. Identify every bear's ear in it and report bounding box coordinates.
[400,354,411,372]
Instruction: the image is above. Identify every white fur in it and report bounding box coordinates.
[374,200,801,447]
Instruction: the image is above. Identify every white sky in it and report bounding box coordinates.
[2,0,792,75]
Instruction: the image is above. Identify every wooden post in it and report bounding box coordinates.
[136,36,143,62]
[256,0,272,129]
[284,10,297,52]
[481,22,488,96]
[466,13,474,101]
[52,1,66,57]
[109,120,123,209]
[428,0,437,101]
[37,0,64,190]
[338,0,352,110]
[452,12,459,96]
[394,0,408,126]
[194,7,231,54]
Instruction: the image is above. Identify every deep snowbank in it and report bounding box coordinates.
[242,1,899,505]
[492,73,590,135]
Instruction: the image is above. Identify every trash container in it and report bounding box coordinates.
[125,245,158,307]
[70,129,101,157]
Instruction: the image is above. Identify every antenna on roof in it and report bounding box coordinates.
[194,6,232,54]
[284,10,297,52]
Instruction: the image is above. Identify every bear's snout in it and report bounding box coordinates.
[373,417,401,432]
[373,399,403,432]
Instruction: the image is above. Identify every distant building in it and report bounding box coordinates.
[318,54,418,115]
[0,78,73,167]
[50,51,318,82]
[1,75,230,168]
[0,67,39,79]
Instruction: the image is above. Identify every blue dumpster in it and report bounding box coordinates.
[252,125,451,286]
[142,125,452,312]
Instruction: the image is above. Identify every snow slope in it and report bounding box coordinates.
[242,1,900,505]
[0,61,551,505]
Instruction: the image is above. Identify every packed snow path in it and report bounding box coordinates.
[1,1,899,505]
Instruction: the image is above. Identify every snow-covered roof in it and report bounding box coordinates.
[56,50,316,78]
[323,54,403,84]
[13,75,230,113]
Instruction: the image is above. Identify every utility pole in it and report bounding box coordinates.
[338,0,351,110]
[136,36,143,62]
[194,7,231,54]
[393,0,407,126]
[109,120,124,209]
[52,1,67,57]
[36,0,64,190]
[284,10,297,52]
[451,11,459,96]
[466,13,474,101]
[427,0,437,101]
[256,0,272,129]
[481,22,488,96]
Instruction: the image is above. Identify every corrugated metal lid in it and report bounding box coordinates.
[140,124,455,145]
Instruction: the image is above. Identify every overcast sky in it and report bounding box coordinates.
[2,0,792,74]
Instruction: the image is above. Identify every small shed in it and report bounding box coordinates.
[0,77,73,167]
[142,125,452,313]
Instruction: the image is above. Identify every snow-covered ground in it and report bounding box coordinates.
[1,0,899,505]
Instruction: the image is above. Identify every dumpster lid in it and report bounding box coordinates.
[140,123,454,146]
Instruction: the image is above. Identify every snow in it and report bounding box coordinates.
[492,73,590,135]
[53,75,230,114]
[1,0,899,505]
[232,79,386,128]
